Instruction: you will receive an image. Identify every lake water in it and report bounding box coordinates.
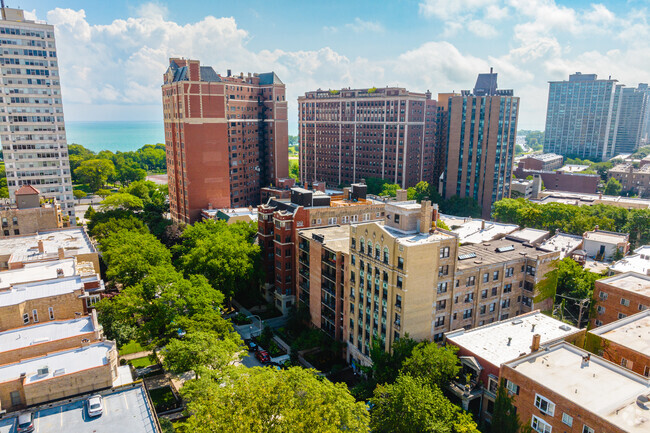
[66,121,165,153]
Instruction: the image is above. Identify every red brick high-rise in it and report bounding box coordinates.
[298,87,438,189]
[162,59,288,223]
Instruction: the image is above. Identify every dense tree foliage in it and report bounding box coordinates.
[180,367,369,433]
[400,342,460,389]
[175,220,262,300]
[604,177,622,196]
[74,158,115,191]
[492,198,650,247]
[370,375,479,433]
[101,192,144,211]
[163,330,242,377]
[490,382,523,433]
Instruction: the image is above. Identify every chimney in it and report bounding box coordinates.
[531,334,541,352]
[419,200,433,234]
[37,240,44,253]
[396,189,408,201]
[57,247,65,260]
[432,203,439,225]
[481,220,485,230]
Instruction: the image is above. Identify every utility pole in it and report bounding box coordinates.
[576,298,590,329]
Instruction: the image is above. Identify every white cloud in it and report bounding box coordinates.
[345,18,384,33]
[419,0,505,37]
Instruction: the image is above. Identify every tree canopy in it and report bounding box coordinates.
[604,177,622,196]
[400,342,460,390]
[180,367,370,433]
[74,158,115,191]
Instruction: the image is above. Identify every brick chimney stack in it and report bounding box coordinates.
[37,240,44,253]
[57,247,65,260]
[531,334,541,352]
[396,189,408,201]
[420,200,433,233]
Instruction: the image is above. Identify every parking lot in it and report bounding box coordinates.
[0,386,157,433]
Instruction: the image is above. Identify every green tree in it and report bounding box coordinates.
[74,158,116,191]
[441,195,482,218]
[96,188,112,199]
[175,220,261,300]
[101,192,144,211]
[73,190,87,202]
[163,331,242,377]
[400,342,460,389]
[89,215,148,242]
[180,367,369,433]
[289,159,299,181]
[380,183,401,197]
[84,205,96,221]
[370,375,479,433]
[490,382,522,433]
[604,177,622,196]
[366,177,389,195]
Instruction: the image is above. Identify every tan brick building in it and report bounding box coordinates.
[609,163,650,197]
[592,272,650,327]
[501,342,650,433]
[0,185,62,238]
[587,309,650,378]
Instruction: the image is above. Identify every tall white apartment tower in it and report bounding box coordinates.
[0,7,75,222]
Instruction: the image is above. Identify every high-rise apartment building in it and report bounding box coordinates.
[544,73,623,161]
[298,87,438,189]
[162,58,288,224]
[616,84,649,154]
[443,71,519,219]
[0,8,75,221]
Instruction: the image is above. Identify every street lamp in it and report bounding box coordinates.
[247,315,262,338]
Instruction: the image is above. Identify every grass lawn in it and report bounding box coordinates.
[119,340,145,356]
[130,356,155,369]
[148,386,178,413]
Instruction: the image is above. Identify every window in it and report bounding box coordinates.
[435,316,445,327]
[462,308,473,319]
[397,257,404,270]
[464,293,474,303]
[505,379,519,395]
[599,291,608,301]
[534,394,555,416]
[644,366,649,377]
[621,298,630,307]
[22,313,29,324]
[394,214,400,223]
[489,303,496,312]
[561,413,573,427]
[504,284,512,293]
[467,276,476,287]
[438,265,449,276]
[582,425,594,433]
[531,415,552,433]
[621,358,633,369]
[32,309,38,323]
[640,304,648,311]
[436,300,446,310]
[440,247,450,258]
[48,307,54,320]
[493,270,499,280]
[618,313,627,319]
[491,287,497,296]
[483,273,489,283]
[437,282,448,293]
[397,276,403,289]
[506,267,514,277]
[480,305,486,314]
[597,306,605,314]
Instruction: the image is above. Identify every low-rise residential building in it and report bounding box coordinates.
[507,228,550,245]
[0,227,99,272]
[0,312,102,366]
[0,340,119,411]
[518,153,564,171]
[538,232,583,259]
[0,273,104,331]
[297,225,349,341]
[534,190,650,209]
[0,185,63,238]
[609,163,650,197]
[610,245,650,275]
[587,310,650,378]
[258,184,385,314]
[445,311,584,422]
[582,228,630,261]
[513,167,600,194]
[509,178,535,199]
[501,342,650,433]
[592,272,650,327]
[346,200,457,365]
[439,215,518,245]
[201,206,258,224]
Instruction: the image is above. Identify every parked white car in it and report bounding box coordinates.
[86,395,103,417]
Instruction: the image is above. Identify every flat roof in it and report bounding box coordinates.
[538,233,583,259]
[298,225,351,255]
[0,228,95,263]
[0,274,99,306]
[446,311,580,366]
[597,272,650,296]
[610,245,650,275]
[0,341,114,384]
[534,191,650,208]
[505,342,650,433]
[590,310,650,356]
[382,223,455,246]
[0,258,77,289]
[558,164,590,172]
[528,153,563,162]
[447,219,519,245]
[0,384,159,433]
[583,229,629,244]
[507,228,550,244]
[0,316,95,353]
[456,238,554,270]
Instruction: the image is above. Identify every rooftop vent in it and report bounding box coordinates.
[458,253,477,260]
[559,325,571,331]
[637,394,649,410]
[512,319,523,325]
[496,245,515,253]
[37,366,49,375]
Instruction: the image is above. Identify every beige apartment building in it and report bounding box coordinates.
[0,185,63,238]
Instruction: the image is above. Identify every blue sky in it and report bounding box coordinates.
[16,0,650,133]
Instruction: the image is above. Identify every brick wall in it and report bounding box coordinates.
[0,289,87,331]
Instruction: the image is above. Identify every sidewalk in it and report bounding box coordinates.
[121,350,154,361]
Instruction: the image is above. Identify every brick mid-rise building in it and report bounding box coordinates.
[298,87,437,188]
[163,59,288,223]
[609,163,650,197]
[592,272,650,327]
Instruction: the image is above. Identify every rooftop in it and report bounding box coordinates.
[534,191,650,209]
[382,223,455,246]
[558,164,590,173]
[0,258,77,289]
[201,207,258,222]
[538,233,583,259]
[597,272,650,296]
[0,315,96,353]
[583,229,629,244]
[0,274,101,306]
[610,245,650,275]
[441,216,519,245]
[456,238,555,271]
[505,342,650,433]
[0,228,95,264]
[590,310,650,356]
[0,384,159,433]
[0,341,114,384]
[527,153,563,162]
[506,228,550,244]
[298,225,351,255]
[445,311,581,367]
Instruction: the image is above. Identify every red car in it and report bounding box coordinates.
[255,350,270,363]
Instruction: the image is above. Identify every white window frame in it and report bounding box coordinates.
[599,291,608,300]
[561,413,573,427]
[351,215,358,222]
[506,379,518,394]
[32,309,38,323]
[534,394,555,416]
[582,425,594,433]
[597,305,605,314]
[531,415,552,433]
[620,298,630,307]
[48,307,54,320]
